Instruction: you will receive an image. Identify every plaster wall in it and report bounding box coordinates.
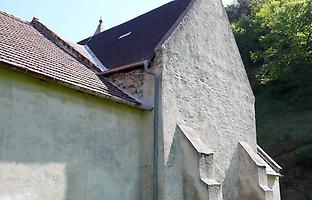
[239,142,268,200]
[156,0,257,199]
[0,66,153,200]
[268,176,281,200]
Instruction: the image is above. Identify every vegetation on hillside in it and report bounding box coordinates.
[226,0,312,199]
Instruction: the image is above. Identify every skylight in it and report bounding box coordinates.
[118,32,132,39]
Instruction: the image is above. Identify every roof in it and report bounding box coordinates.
[257,146,282,176]
[78,0,194,70]
[0,11,140,106]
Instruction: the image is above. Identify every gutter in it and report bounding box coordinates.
[143,60,160,200]
[99,61,145,76]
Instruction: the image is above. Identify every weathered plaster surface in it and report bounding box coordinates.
[106,69,155,108]
[156,0,256,199]
[106,69,145,99]
[239,142,273,200]
[268,176,281,200]
[159,124,215,200]
[0,66,153,200]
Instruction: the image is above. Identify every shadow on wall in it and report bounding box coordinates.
[223,146,240,200]
[165,125,242,200]
[163,125,210,200]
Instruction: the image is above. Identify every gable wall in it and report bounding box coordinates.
[0,65,153,200]
[156,0,256,199]
[106,68,145,99]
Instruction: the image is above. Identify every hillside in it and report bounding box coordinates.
[225,0,312,198]
[256,90,312,199]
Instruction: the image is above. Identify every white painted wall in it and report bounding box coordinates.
[156,0,257,199]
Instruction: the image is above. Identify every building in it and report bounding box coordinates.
[0,0,282,199]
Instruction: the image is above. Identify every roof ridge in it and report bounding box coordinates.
[30,18,102,74]
[0,11,29,25]
[77,1,176,44]
[108,1,174,32]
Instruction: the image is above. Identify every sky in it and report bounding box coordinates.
[1,0,234,43]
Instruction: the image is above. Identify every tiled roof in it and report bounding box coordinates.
[0,11,140,106]
[78,0,194,70]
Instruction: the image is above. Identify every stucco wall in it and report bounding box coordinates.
[156,0,257,199]
[0,66,153,200]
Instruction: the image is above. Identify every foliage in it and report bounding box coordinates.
[225,0,251,21]
[227,1,312,199]
[227,0,312,101]
[254,0,312,85]
[249,0,270,11]
[296,146,312,169]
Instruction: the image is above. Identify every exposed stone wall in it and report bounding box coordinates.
[106,68,145,99]
[106,68,156,108]
[156,0,257,199]
[0,66,154,200]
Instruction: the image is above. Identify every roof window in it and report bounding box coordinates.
[118,32,132,39]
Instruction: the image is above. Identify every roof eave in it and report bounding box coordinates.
[100,60,148,76]
[257,145,283,175]
[0,61,150,110]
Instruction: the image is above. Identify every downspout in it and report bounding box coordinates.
[144,60,160,200]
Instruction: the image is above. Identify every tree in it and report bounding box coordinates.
[254,0,312,85]
[226,0,251,22]
[227,0,264,92]
[228,0,312,99]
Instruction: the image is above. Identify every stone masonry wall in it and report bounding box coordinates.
[106,68,145,99]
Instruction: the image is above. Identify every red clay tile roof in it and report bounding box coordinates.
[78,0,194,70]
[0,11,140,106]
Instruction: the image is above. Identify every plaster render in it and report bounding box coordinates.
[158,124,214,200]
[0,66,153,200]
[239,142,274,200]
[268,176,281,200]
[156,0,257,199]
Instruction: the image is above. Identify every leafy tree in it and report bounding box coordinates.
[227,0,312,99]
[226,0,251,22]
[249,0,270,11]
[226,1,312,199]
[231,14,263,91]
[254,0,312,85]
